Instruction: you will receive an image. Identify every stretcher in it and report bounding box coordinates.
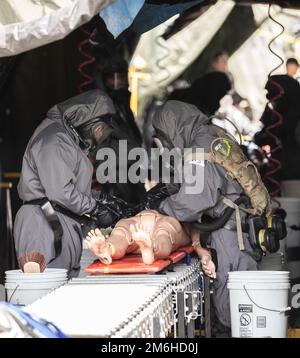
[84,245,194,274]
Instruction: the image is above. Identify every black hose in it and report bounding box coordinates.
[193,196,250,233]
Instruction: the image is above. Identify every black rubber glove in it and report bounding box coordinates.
[91,192,131,228]
[142,182,180,210]
[91,184,180,227]
[122,182,181,217]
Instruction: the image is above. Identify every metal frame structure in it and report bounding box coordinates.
[26,257,206,338]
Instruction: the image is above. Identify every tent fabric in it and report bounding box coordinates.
[0,0,114,57]
[131,0,235,107]
[131,0,205,35]
[100,0,205,38]
[100,0,145,38]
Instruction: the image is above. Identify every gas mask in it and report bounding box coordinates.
[152,128,179,182]
[70,115,115,153]
[104,72,128,91]
[152,128,174,154]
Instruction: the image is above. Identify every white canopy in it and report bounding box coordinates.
[0,0,114,57]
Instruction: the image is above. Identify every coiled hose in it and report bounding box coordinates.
[263,4,285,197]
[77,26,96,93]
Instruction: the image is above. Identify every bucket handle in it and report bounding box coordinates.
[7,284,20,304]
[243,285,291,314]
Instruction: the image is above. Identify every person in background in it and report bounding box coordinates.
[186,72,231,116]
[286,57,299,79]
[255,74,300,192]
[91,58,145,204]
[212,51,229,71]
[186,51,233,116]
[212,50,243,93]
[101,58,142,146]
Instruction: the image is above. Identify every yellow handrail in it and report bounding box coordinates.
[0,182,13,189]
[3,172,20,179]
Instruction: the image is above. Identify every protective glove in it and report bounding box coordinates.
[122,182,181,217]
[143,182,180,210]
[91,184,181,227]
[91,192,132,228]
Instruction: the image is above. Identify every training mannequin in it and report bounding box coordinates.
[85,210,216,278]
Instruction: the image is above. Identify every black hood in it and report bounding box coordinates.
[152,100,210,150]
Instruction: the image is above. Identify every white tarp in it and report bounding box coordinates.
[0,0,114,57]
[229,5,300,120]
[131,0,235,111]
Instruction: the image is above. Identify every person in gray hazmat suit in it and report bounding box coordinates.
[149,100,270,334]
[14,90,131,278]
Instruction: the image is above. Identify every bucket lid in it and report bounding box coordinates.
[5,277,68,282]
[5,269,68,281]
[5,268,68,276]
[228,271,290,284]
[227,282,291,290]
[229,271,289,275]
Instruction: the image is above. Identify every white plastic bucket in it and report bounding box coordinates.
[228,271,290,338]
[5,269,68,306]
[282,180,300,198]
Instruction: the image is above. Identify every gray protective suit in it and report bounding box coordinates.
[14,90,115,277]
[153,100,257,330]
